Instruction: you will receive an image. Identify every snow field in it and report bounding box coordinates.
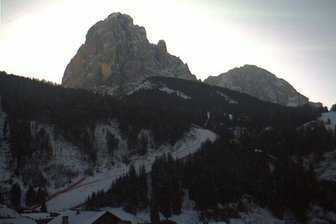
[126,80,192,100]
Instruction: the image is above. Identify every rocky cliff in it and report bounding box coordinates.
[62,13,196,95]
[204,65,309,107]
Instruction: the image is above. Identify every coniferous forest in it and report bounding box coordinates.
[1,71,336,222]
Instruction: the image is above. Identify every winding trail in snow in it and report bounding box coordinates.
[31,177,87,211]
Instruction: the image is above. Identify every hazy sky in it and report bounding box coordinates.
[0,0,335,108]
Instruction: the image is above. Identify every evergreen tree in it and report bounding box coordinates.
[334,125,336,145]
[125,165,138,214]
[41,202,47,212]
[36,187,48,204]
[87,192,97,209]
[25,185,36,207]
[138,133,148,156]
[138,165,148,208]
[81,130,96,163]
[0,186,4,203]
[33,128,52,161]
[106,131,119,157]
[3,116,8,137]
[151,154,183,219]
[9,119,32,169]
[150,198,160,223]
[11,183,21,207]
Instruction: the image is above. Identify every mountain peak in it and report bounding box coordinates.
[204,65,309,107]
[61,13,195,95]
[230,65,276,78]
[107,12,130,19]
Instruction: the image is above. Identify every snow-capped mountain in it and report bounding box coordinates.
[204,65,309,107]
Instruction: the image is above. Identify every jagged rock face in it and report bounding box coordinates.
[62,12,196,95]
[204,65,309,107]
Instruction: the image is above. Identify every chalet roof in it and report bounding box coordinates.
[21,212,51,220]
[0,217,37,224]
[48,210,120,224]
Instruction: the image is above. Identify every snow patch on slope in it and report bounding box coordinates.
[287,95,303,107]
[158,86,191,100]
[215,91,238,104]
[126,80,155,95]
[127,80,191,100]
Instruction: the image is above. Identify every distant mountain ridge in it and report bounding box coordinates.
[204,65,309,107]
[62,13,311,107]
[62,12,196,95]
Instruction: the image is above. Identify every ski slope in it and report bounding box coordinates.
[46,128,216,212]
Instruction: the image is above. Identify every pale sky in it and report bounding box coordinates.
[0,0,335,108]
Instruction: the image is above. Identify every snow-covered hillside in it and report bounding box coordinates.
[215,90,238,104]
[1,96,216,213]
[315,149,336,182]
[45,127,216,212]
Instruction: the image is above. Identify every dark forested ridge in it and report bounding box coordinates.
[87,137,336,222]
[0,72,326,132]
[1,72,326,158]
[1,71,335,222]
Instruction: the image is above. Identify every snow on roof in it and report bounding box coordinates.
[48,210,109,224]
[0,217,37,224]
[21,212,51,220]
[0,204,20,218]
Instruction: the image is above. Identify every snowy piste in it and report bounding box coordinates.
[46,128,216,212]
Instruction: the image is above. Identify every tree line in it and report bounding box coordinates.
[85,131,336,222]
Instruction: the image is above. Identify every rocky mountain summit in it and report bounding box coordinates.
[62,12,196,95]
[62,13,310,107]
[204,65,309,107]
